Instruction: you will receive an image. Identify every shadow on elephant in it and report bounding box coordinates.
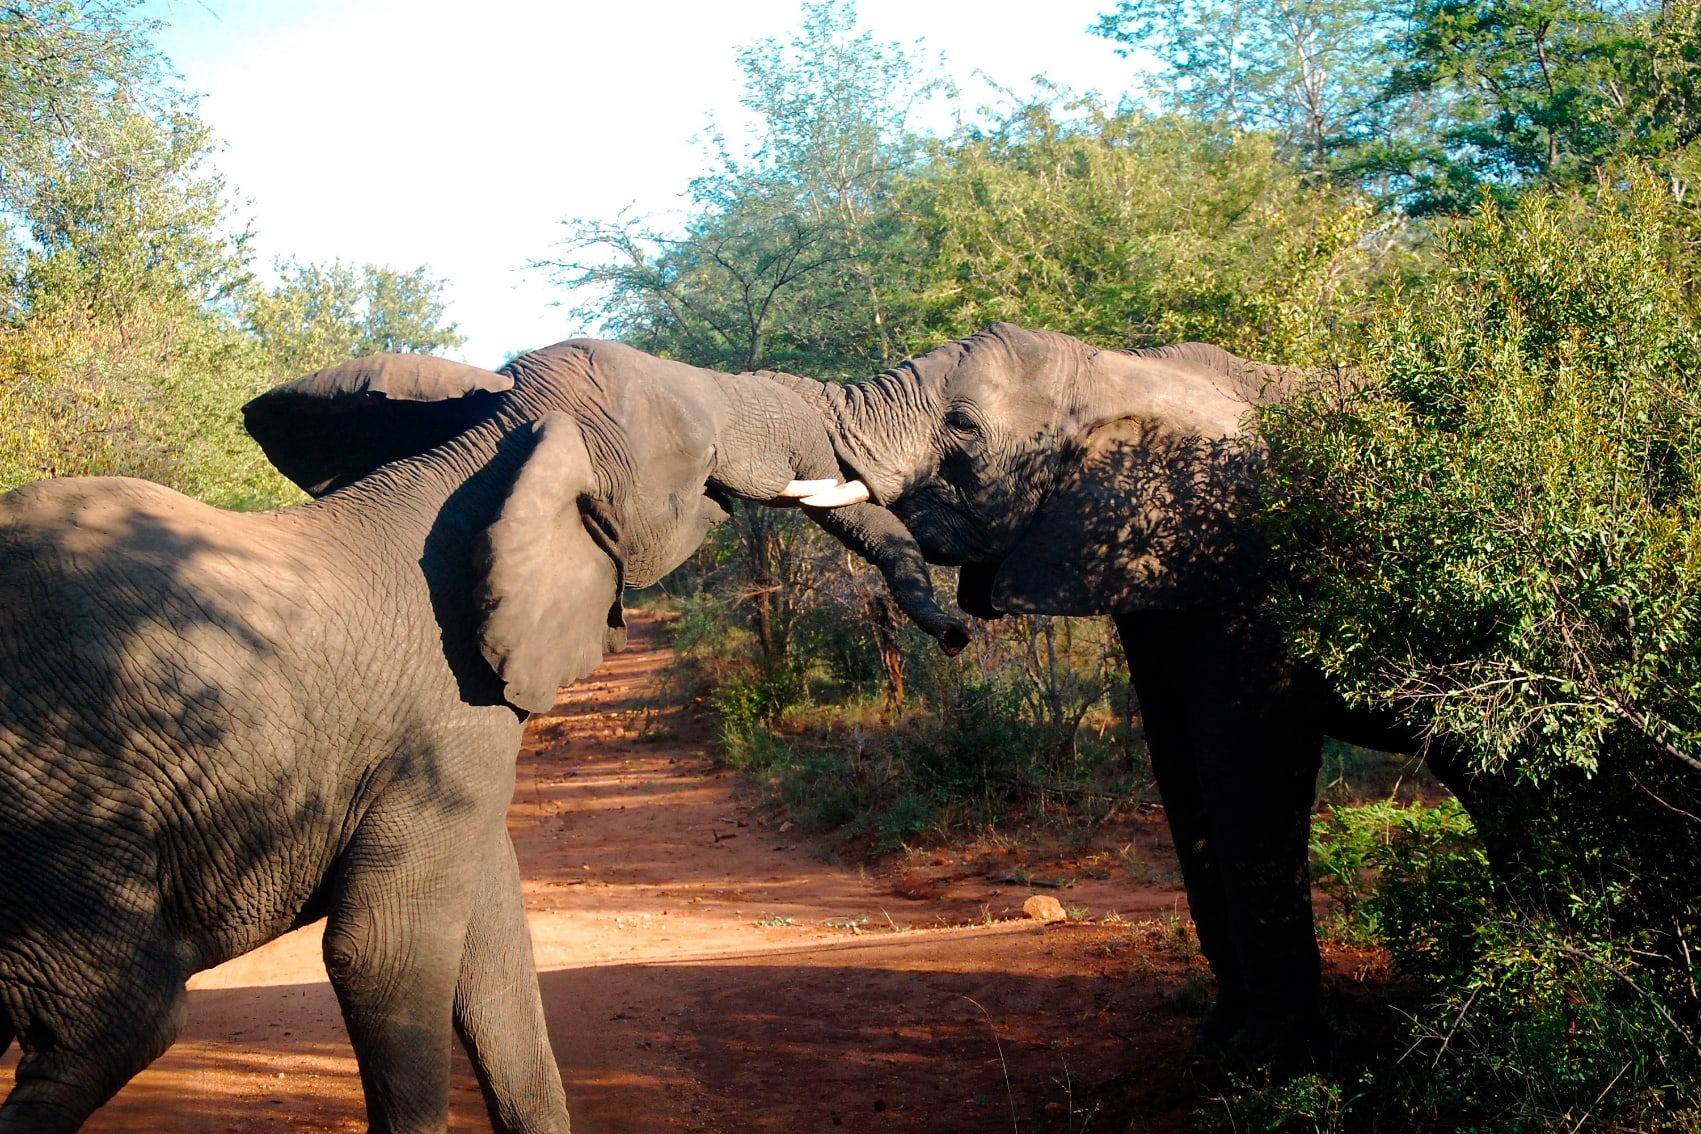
[771,322,1528,1062]
[0,338,929,1133]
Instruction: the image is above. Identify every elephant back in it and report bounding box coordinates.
[244,354,514,497]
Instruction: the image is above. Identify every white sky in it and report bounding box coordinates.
[141,0,1145,364]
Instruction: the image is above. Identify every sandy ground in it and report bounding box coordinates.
[0,620,1253,1133]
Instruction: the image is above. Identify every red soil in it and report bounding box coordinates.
[2,619,1382,1132]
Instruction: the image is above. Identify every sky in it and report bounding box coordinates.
[139,0,1146,364]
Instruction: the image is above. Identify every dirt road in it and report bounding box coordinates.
[0,620,1216,1132]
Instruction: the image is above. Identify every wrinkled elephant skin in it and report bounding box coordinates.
[0,340,844,1133]
[776,323,1466,1060]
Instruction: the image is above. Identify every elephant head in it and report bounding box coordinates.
[0,338,896,1132]
[768,322,1306,624]
[243,339,872,710]
[775,324,1407,1062]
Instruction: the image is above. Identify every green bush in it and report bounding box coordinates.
[893,102,1407,363]
[693,646,1142,854]
[1265,174,1701,781]
[711,664,811,732]
[1246,170,1701,1131]
[1263,169,1701,977]
[1229,797,1701,1131]
[1289,797,1700,1131]
[1313,797,1491,967]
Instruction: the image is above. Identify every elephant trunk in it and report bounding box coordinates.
[804,499,970,655]
[761,361,949,505]
[752,366,968,654]
[707,373,846,494]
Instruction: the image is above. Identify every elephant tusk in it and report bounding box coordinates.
[798,480,871,508]
[777,478,843,498]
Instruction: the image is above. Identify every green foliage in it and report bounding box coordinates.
[0,22,281,508]
[1248,797,1701,1131]
[1369,0,1701,212]
[711,663,811,732]
[546,0,944,378]
[0,312,173,485]
[16,108,247,328]
[891,101,1403,362]
[1102,0,1701,213]
[1266,177,1701,778]
[1313,798,1490,956]
[674,585,1142,854]
[0,2,462,511]
[1252,177,1701,1131]
[1090,0,1402,167]
[0,1,172,220]
[243,258,465,378]
[1407,914,1700,1130]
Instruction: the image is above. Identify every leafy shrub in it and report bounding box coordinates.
[1232,797,1701,1131]
[711,664,811,732]
[1236,170,1701,1130]
[674,591,1144,852]
[1265,174,1701,782]
[1313,798,1491,964]
[1265,171,1701,971]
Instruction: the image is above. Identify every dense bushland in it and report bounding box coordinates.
[0,1,464,509]
[1258,175,1701,1129]
[15,0,1701,1127]
[563,3,1701,1128]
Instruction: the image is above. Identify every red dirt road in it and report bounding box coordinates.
[0,621,1227,1132]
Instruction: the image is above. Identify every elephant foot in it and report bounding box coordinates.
[1222,1019,1333,1078]
[1192,995,1248,1051]
[1191,998,1334,1078]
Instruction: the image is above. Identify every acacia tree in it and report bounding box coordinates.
[1090,0,1404,167]
[893,99,1401,362]
[0,1,260,496]
[0,2,466,511]
[244,258,464,378]
[3,1,248,329]
[1372,0,1701,211]
[544,0,944,379]
[0,1,168,223]
[1097,0,1701,212]
[545,1,947,665]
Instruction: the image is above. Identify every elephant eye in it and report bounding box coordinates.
[944,408,980,435]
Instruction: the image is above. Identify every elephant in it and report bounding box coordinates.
[0,337,951,1134]
[769,322,1467,1060]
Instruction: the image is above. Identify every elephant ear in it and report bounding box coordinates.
[243,353,513,496]
[476,413,626,714]
[990,417,1266,616]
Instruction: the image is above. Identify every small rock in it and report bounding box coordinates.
[778,820,796,833]
[1023,895,1066,924]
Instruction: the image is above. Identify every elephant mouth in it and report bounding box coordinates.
[955,561,1007,620]
[817,432,911,508]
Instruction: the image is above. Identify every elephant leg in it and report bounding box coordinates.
[323,817,486,1134]
[453,831,571,1134]
[1115,612,1246,1034]
[0,931,189,1133]
[1177,612,1325,1055]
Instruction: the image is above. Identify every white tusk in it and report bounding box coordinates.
[777,478,843,498]
[798,480,871,508]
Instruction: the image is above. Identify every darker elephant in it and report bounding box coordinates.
[0,338,912,1133]
[773,323,1463,1057]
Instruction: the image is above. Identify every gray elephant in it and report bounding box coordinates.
[773,322,1465,1059]
[0,338,931,1133]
